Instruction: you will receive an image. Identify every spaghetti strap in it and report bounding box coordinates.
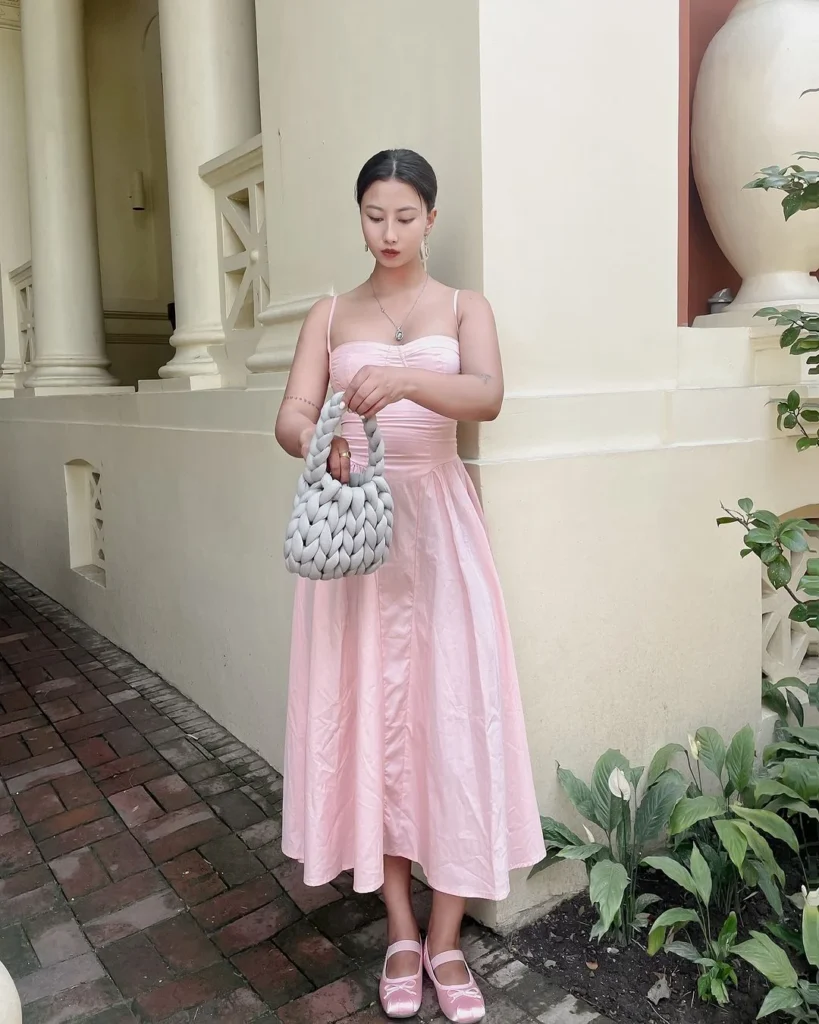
[326,295,338,354]
[453,290,460,335]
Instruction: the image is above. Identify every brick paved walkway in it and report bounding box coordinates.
[0,564,610,1024]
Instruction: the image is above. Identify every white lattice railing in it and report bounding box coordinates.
[762,532,819,681]
[10,260,34,370]
[200,135,268,344]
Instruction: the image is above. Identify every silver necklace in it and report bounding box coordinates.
[370,274,429,342]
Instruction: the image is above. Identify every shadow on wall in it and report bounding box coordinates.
[680,0,742,325]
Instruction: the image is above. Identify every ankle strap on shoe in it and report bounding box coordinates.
[430,949,467,971]
[386,940,422,959]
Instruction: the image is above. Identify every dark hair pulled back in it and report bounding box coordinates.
[355,149,437,211]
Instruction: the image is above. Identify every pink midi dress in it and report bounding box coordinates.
[282,293,545,900]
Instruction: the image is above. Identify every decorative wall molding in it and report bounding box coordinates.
[0,1,20,32]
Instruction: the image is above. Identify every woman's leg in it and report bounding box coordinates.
[382,855,421,977]
[426,890,470,984]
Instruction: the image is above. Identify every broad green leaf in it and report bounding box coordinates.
[754,779,802,801]
[556,844,606,861]
[589,860,629,940]
[646,744,685,787]
[757,987,802,1018]
[666,941,701,962]
[713,819,748,870]
[755,864,784,919]
[785,725,819,750]
[733,806,799,852]
[787,689,806,727]
[651,907,700,930]
[590,750,629,833]
[695,727,726,781]
[779,758,819,801]
[635,892,661,913]
[761,545,782,566]
[804,902,819,968]
[642,856,698,897]
[710,977,730,1006]
[734,932,798,988]
[738,497,754,514]
[768,557,793,589]
[690,844,712,906]
[647,925,666,956]
[754,510,781,529]
[763,741,818,763]
[540,817,583,850]
[669,795,726,835]
[781,529,810,553]
[761,681,789,719]
[634,770,687,844]
[719,912,738,949]
[765,921,804,954]
[556,767,599,827]
[747,528,775,545]
[735,822,784,885]
[725,725,755,794]
[766,796,819,822]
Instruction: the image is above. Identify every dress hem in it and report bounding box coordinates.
[281,841,543,902]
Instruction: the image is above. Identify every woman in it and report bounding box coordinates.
[275,149,545,1022]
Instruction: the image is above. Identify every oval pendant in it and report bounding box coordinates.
[395,329,403,342]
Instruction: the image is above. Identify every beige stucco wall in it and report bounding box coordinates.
[256,0,483,304]
[479,0,679,394]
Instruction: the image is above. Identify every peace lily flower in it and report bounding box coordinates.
[582,824,596,844]
[802,885,819,907]
[688,734,700,761]
[608,767,631,801]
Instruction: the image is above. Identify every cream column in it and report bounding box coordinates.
[20,0,117,392]
[156,0,260,385]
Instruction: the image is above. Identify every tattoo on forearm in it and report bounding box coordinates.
[283,395,321,413]
[476,374,492,386]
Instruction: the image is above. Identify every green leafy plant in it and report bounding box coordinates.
[746,155,819,221]
[668,725,797,917]
[743,151,819,453]
[534,749,686,944]
[717,500,819,629]
[644,844,740,1005]
[758,754,819,888]
[763,677,819,729]
[734,887,819,1020]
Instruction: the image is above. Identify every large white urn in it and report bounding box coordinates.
[0,960,21,1024]
[692,0,819,313]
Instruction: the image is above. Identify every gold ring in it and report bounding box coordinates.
[339,451,352,459]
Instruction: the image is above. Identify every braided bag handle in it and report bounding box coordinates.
[283,392,394,580]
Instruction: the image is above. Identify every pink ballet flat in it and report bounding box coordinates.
[379,940,423,1019]
[423,942,486,1023]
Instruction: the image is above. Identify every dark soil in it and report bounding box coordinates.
[509,874,792,1024]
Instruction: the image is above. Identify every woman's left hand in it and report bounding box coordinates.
[343,365,409,418]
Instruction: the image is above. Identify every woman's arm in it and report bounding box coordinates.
[343,291,504,422]
[274,298,332,459]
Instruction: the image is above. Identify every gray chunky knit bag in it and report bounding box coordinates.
[283,393,394,580]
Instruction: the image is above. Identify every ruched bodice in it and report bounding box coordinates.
[331,337,460,474]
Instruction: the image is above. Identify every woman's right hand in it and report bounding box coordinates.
[328,435,352,483]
